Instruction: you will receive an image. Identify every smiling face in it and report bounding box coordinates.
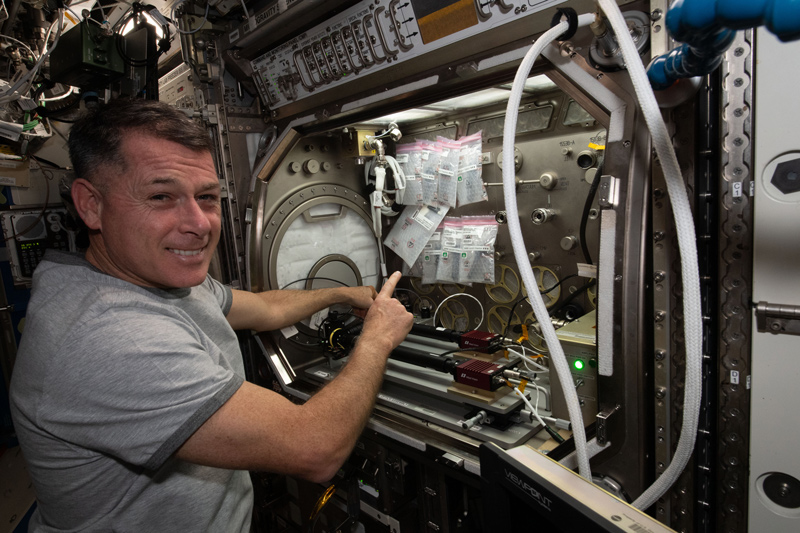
[79,131,222,289]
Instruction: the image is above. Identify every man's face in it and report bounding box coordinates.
[89,132,221,289]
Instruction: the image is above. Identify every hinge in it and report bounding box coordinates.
[755,301,800,336]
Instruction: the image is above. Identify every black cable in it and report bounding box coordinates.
[29,154,66,169]
[281,333,323,349]
[44,116,77,123]
[548,279,596,318]
[503,297,529,342]
[393,287,420,303]
[501,275,578,341]
[541,273,577,295]
[34,93,80,117]
[579,157,605,265]
[280,277,351,290]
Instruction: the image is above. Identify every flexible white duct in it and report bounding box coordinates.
[597,0,703,510]
[502,13,596,480]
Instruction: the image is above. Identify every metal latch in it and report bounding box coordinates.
[755,301,800,336]
[597,175,619,208]
[596,405,620,446]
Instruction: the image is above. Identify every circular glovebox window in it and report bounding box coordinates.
[263,189,380,333]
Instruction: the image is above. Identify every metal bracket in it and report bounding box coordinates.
[596,405,620,446]
[597,175,619,207]
[755,301,800,336]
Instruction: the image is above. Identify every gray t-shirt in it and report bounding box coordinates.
[10,251,253,532]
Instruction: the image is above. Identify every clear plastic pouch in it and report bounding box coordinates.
[459,215,498,284]
[396,142,424,206]
[457,131,488,206]
[417,139,441,205]
[421,225,443,285]
[436,137,460,208]
[383,203,448,268]
[436,217,462,283]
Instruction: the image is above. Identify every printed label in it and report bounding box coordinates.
[730,370,740,385]
[396,153,409,163]
[732,181,742,198]
[412,205,440,231]
[377,393,412,408]
[281,325,299,338]
[425,233,442,245]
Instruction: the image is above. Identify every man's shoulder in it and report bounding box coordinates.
[33,251,151,304]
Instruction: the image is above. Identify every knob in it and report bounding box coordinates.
[303,159,320,174]
[539,172,557,190]
[561,235,578,250]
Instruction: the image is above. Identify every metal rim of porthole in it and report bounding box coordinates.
[261,184,376,335]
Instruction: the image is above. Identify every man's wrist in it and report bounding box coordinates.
[353,328,395,357]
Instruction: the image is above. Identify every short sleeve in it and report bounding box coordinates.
[202,276,233,315]
[37,304,242,471]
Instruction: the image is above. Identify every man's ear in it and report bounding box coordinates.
[71,178,103,230]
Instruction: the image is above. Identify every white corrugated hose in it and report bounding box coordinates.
[597,0,703,510]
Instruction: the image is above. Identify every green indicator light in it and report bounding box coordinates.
[573,359,585,371]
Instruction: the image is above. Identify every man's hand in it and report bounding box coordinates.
[360,272,414,353]
[341,285,378,317]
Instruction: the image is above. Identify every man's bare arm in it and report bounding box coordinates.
[225,284,377,332]
[175,272,412,482]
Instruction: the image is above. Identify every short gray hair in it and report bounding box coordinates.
[68,98,214,190]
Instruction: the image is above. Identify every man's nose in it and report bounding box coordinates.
[180,199,213,235]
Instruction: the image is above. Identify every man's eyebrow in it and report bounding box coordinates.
[198,182,221,193]
[145,177,178,186]
[144,178,220,192]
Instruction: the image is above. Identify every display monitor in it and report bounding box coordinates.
[480,443,676,532]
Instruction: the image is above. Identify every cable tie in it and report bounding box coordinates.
[550,7,579,41]
[516,323,529,343]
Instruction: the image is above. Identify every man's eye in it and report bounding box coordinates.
[199,194,220,202]
[150,194,169,201]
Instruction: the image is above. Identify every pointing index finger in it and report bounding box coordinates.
[378,272,402,298]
